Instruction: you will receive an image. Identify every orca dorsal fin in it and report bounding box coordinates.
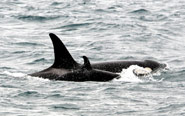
[49,33,77,69]
[82,56,92,70]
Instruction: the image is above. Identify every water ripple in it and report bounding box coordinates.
[130,9,150,14]
[55,23,92,30]
[139,14,168,22]
[14,15,60,22]
[51,103,80,110]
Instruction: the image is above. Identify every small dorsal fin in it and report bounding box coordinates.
[82,56,92,70]
[49,33,78,69]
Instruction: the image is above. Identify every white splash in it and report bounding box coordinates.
[2,71,50,83]
[3,71,26,77]
[113,65,156,82]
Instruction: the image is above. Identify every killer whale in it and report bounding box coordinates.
[30,33,166,79]
[30,33,119,81]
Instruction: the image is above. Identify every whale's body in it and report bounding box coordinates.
[30,33,166,81]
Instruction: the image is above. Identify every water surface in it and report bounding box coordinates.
[1,0,185,115]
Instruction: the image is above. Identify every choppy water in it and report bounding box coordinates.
[1,0,185,115]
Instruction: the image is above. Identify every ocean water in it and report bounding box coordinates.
[1,0,185,115]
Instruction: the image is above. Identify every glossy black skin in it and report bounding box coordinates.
[30,60,166,79]
[54,56,120,81]
[31,56,120,82]
[55,69,120,82]
[30,33,166,81]
[92,60,166,73]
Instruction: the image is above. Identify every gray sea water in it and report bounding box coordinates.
[1,0,185,115]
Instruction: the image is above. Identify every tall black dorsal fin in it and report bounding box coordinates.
[82,56,92,70]
[49,33,77,69]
